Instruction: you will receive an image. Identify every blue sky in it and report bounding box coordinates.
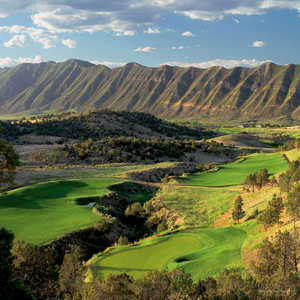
[0,0,300,68]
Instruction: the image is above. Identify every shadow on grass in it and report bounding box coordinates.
[0,180,88,210]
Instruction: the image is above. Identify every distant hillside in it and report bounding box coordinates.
[1,59,300,121]
[0,110,212,141]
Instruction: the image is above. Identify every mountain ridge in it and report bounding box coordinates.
[0,60,300,121]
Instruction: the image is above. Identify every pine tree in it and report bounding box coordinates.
[0,127,19,187]
[232,196,245,223]
[257,194,283,227]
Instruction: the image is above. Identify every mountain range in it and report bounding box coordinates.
[0,59,300,121]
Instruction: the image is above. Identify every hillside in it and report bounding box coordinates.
[1,60,300,121]
[0,110,211,142]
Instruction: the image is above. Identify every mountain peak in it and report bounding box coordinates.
[64,59,95,68]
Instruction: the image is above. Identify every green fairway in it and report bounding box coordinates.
[0,178,122,244]
[158,185,239,226]
[178,153,288,187]
[88,227,247,281]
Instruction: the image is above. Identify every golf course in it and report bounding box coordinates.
[0,178,122,244]
[178,152,288,186]
[87,226,247,281]
[86,151,292,281]
[0,150,294,281]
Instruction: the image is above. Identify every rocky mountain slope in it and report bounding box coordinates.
[1,59,300,120]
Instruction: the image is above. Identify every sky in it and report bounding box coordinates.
[0,0,300,69]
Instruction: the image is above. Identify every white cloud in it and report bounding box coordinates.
[17,56,43,64]
[176,10,224,21]
[181,31,195,37]
[0,56,44,68]
[61,38,76,48]
[38,37,56,49]
[163,58,271,69]
[144,27,160,34]
[171,45,184,50]
[0,25,57,49]
[252,40,265,47]
[134,46,156,52]
[4,35,26,48]
[114,30,135,36]
[91,60,126,68]
[0,1,300,38]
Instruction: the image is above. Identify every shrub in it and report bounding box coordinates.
[157,221,168,232]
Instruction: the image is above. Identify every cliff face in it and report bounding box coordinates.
[1,59,300,121]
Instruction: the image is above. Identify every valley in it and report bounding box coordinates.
[0,110,299,299]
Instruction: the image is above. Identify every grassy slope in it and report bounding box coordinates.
[158,185,239,226]
[178,153,288,187]
[88,227,247,281]
[285,148,300,162]
[0,178,121,244]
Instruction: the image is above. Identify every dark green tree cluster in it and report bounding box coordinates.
[257,194,283,227]
[64,136,234,164]
[245,168,270,192]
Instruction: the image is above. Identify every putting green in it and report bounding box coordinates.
[88,226,247,281]
[179,152,288,187]
[0,178,122,244]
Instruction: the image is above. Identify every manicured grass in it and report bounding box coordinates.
[219,126,300,138]
[158,185,239,226]
[88,227,247,281]
[0,178,122,244]
[178,153,288,187]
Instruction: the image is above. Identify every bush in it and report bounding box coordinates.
[117,236,129,246]
[94,214,115,232]
[125,202,145,217]
[157,221,168,232]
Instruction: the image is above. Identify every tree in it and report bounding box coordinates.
[232,196,245,223]
[12,240,58,299]
[59,246,84,300]
[257,194,283,227]
[256,168,270,189]
[0,228,33,300]
[125,202,145,217]
[251,231,299,296]
[245,173,256,192]
[0,128,19,187]
[286,184,300,222]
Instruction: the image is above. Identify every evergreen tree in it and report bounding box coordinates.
[0,228,33,300]
[59,246,84,300]
[257,194,283,227]
[0,127,19,187]
[232,196,245,223]
[286,184,300,221]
